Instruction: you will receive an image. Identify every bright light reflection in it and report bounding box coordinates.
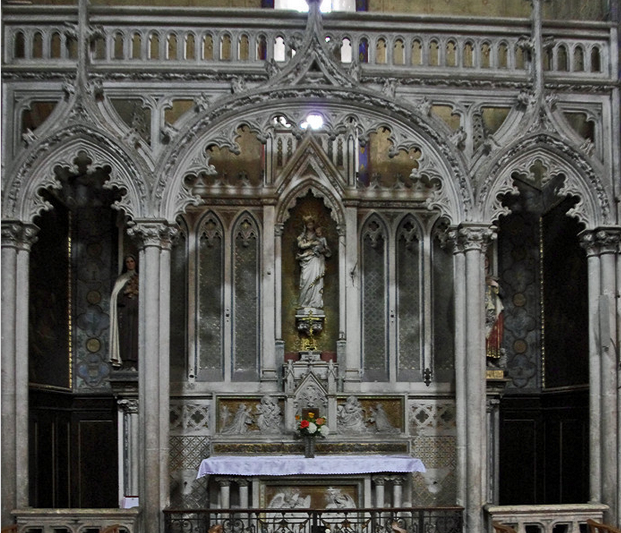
[300,113,324,130]
[276,0,333,13]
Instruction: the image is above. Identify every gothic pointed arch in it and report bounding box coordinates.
[360,212,389,381]
[195,210,225,381]
[231,210,261,381]
[3,126,151,224]
[155,93,472,227]
[478,133,610,228]
[275,136,345,230]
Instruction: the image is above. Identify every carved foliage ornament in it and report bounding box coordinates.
[480,134,609,227]
[6,125,151,223]
[127,220,177,249]
[1,221,39,250]
[158,89,470,223]
[579,227,621,256]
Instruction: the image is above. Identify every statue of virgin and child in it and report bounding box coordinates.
[296,215,331,311]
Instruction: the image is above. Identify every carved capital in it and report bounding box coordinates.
[118,398,139,414]
[448,224,496,253]
[128,220,178,250]
[579,227,621,256]
[1,221,39,251]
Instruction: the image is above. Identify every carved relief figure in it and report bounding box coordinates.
[325,487,356,508]
[369,403,399,434]
[267,488,311,509]
[109,254,139,370]
[256,395,284,434]
[221,403,253,434]
[297,215,331,310]
[337,396,368,433]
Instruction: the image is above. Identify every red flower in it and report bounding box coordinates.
[300,420,310,429]
[316,417,326,426]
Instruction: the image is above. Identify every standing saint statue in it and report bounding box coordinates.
[485,257,504,364]
[109,254,139,370]
[296,215,331,310]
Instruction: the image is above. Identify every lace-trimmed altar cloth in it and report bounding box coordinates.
[197,455,425,478]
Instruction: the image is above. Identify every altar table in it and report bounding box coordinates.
[197,455,425,509]
[197,455,425,478]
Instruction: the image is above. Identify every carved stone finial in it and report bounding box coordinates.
[231,76,246,94]
[22,128,37,146]
[194,93,211,113]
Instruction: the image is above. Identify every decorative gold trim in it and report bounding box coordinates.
[539,216,545,389]
[29,382,72,392]
[67,211,73,390]
[212,442,409,455]
[486,370,505,380]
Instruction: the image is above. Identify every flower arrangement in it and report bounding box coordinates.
[296,411,328,437]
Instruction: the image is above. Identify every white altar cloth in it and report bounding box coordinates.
[197,455,425,479]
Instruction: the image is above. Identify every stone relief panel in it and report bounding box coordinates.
[217,396,285,436]
[262,482,360,510]
[170,400,211,436]
[336,396,403,435]
[409,399,457,437]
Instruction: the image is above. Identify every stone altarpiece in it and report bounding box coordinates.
[2,0,619,532]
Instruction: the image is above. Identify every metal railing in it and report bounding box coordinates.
[164,507,463,533]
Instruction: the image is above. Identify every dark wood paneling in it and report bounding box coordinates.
[499,389,589,505]
[499,396,543,504]
[29,390,118,508]
[75,418,118,507]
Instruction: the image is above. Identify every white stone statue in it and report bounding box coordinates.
[109,254,139,370]
[296,215,331,310]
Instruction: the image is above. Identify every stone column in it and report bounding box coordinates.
[1,221,38,526]
[262,206,277,381]
[274,223,284,349]
[373,476,386,507]
[392,476,403,508]
[343,205,359,383]
[450,223,494,533]
[118,398,140,506]
[238,479,250,509]
[580,227,620,525]
[217,479,231,509]
[129,220,176,533]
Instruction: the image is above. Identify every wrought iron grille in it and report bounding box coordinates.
[164,507,463,533]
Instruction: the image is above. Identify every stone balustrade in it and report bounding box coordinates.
[12,508,140,533]
[2,6,613,80]
[486,503,610,533]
